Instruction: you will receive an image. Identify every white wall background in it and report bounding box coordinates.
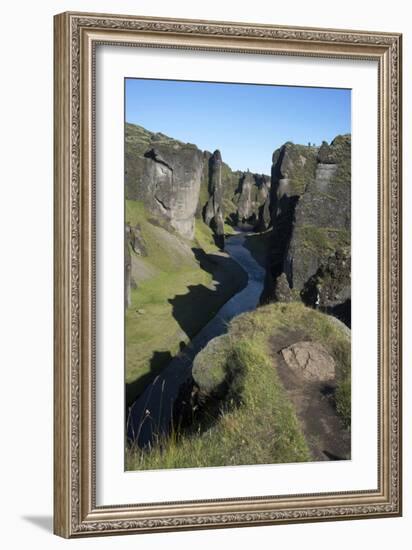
[0,0,409,547]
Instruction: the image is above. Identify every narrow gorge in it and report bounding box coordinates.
[125,122,351,468]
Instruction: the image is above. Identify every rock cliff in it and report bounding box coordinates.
[126,123,271,245]
[125,123,204,239]
[203,150,225,248]
[235,172,271,230]
[201,154,270,244]
[264,135,351,325]
[125,123,351,324]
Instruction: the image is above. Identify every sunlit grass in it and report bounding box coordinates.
[126,302,350,470]
[127,336,311,470]
[125,201,247,406]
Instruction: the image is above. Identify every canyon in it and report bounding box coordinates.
[125,122,351,326]
[124,122,351,467]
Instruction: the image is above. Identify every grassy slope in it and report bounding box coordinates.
[126,302,350,470]
[125,200,247,406]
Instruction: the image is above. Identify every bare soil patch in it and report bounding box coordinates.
[270,330,351,461]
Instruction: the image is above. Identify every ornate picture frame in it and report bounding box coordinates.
[53,11,402,538]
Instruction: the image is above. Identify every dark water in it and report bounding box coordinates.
[126,232,266,448]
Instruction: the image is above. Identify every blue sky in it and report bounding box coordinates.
[125,78,351,174]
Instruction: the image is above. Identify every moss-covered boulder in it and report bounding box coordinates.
[192,334,232,398]
[127,302,351,470]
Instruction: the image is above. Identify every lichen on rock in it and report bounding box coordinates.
[264,134,351,326]
[125,123,204,239]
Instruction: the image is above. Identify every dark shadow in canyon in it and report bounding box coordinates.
[126,246,248,409]
[126,350,174,408]
[167,247,248,340]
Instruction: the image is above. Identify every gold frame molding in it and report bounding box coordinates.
[53,11,402,538]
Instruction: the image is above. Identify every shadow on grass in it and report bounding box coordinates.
[126,246,248,408]
[126,350,173,408]
[167,247,247,338]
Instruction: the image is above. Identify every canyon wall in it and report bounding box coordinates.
[264,135,351,325]
[125,123,270,245]
[125,122,351,324]
[125,123,203,239]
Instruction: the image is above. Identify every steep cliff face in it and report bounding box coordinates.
[126,123,272,244]
[287,137,351,287]
[125,123,204,239]
[203,150,225,248]
[265,135,351,325]
[199,153,271,241]
[235,172,271,230]
[265,142,318,292]
[125,222,147,309]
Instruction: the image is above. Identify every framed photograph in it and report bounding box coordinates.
[53,12,402,538]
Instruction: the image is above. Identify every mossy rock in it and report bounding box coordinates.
[298,226,350,255]
[192,334,232,397]
[127,302,350,471]
[272,142,318,197]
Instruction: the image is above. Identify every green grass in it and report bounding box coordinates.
[125,201,247,406]
[126,200,212,404]
[126,302,351,470]
[125,207,211,405]
[223,222,237,235]
[226,302,351,428]
[125,122,191,151]
[126,269,211,402]
[193,218,219,254]
[249,302,351,427]
[127,336,311,470]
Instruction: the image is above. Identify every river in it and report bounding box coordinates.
[126,231,266,448]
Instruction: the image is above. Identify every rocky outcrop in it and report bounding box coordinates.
[201,156,271,239]
[203,150,225,248]
[124,223,147,309]
[287,136,351,322]
[262,142,318,301]
[125,123,204,239]
[235,172,271,230]
[192,334,231,399]
[127,223,146,256]
[273,272,293,303]
[299,247,351,323]
[126,123,273,245]
[280,341,336,382]
[236,172,254,224]
[256,190,272,232]
[264,135,351,326]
